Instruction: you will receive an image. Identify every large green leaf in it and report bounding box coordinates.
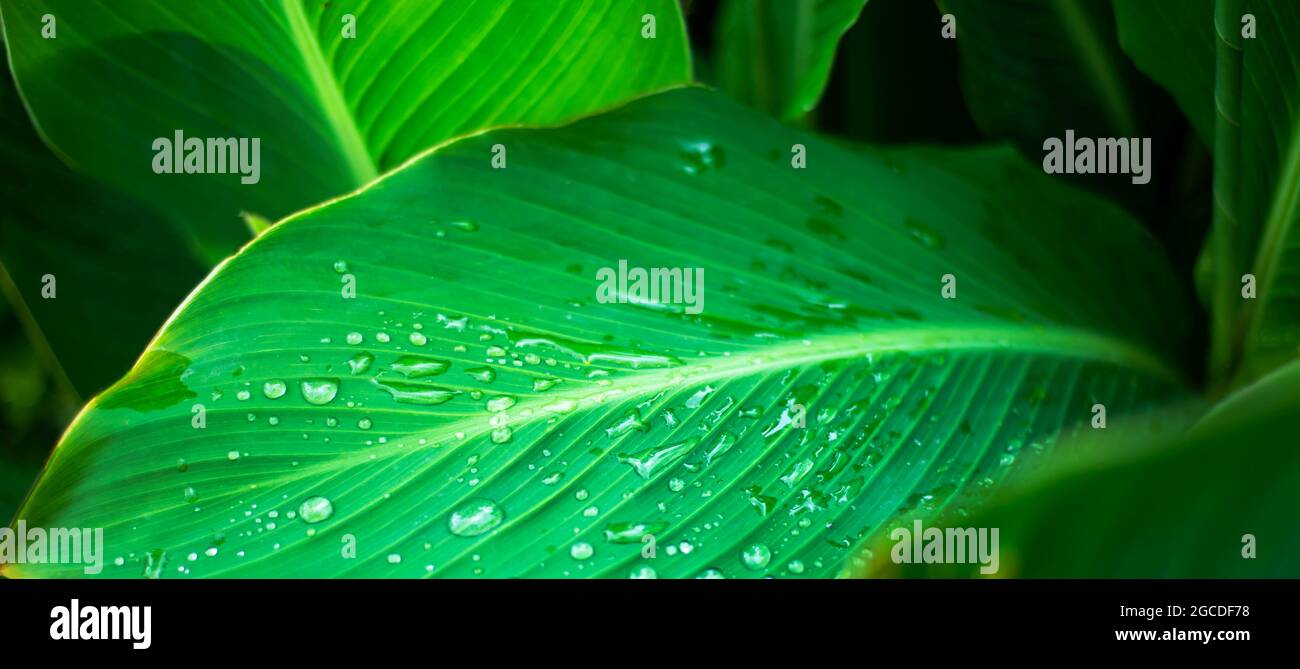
[867,357,1300,578]
[4,88,1191,579]
[713,0,867,121]
[0,0,690,263]
[0,61,206,398]
[1114,0,1300,385]
[1111,0,1215,145]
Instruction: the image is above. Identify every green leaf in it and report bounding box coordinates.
[0,68,207,398]
[1111,0,1215,145]
[1114,1,1300,386]
[713,0,867,121]
[940,0,1143,151]
[0,0,691,263]
[4,88,1191,579]
[1230,1,1300,384]
[869,357,1300,578]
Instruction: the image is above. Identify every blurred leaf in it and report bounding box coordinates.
[866,357,1300,578]
[0,0,692,263]
[1112,0,1215,145]
[1116,1,1300,387]
[940,0,1143,150]
[1228,1,1300,385]
[0,66,207,398]
[5,88,1194,579]
[714,0,867,121]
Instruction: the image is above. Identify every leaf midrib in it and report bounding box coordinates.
[279,0,377,185]
[1241,113,1300,351]
[76,323,1180,501]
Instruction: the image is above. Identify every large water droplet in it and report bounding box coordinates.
[618,438,697,479]
[347,352,375,375]
[301,378,339,405]
[741,543,771,570]
[570,542,594,560]
[603,521,666,544]
[298,496,334,524]
[486,395,516,412]
[465,367,496,383]
[448,499,505,537]
[680,140,726,175]
[263,380,287,399]
[372,378,459,405]
[389,355,450,378]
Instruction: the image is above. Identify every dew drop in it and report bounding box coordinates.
[301,378,339,405]
[390,355,450,378]
[347,352,375,375]
[298,496,334,524]
[680,140,726,175]
[448,499,505,537]
[741,543,771,570]
[570,542,594,561]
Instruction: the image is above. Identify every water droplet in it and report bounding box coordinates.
[236,390,251,401]
[618,438,697,479]
[606,409,649,438]
[570,542,594,560]
[532,377,561,392]
[543,399,576,414]
[680,140,726,175]
[685,385,715,408]
[904,218,945,249]
[347,352,375,375]
[408,331,428,346]
[183,486,198,503]
[142,549,167,579]
[465,367,497,383]
[387,553,402,564]
[448,499,505,537]
[450,220,478,232]
[628,565,657,579]
[346,332,364,345]
[299,496,334,523]
[333,260,349,273]
[741,543,771,570]
[485,345,507,357]
[487,396,516,412]
[668,478,685,492]
[390,355,450,378]
[695,568,726,579]
[301,378,339,405]
[491,427,513,444]
[372,378,460,405]
[787,560,805,574]
[227,450,240,461]
[603,521,666,544]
